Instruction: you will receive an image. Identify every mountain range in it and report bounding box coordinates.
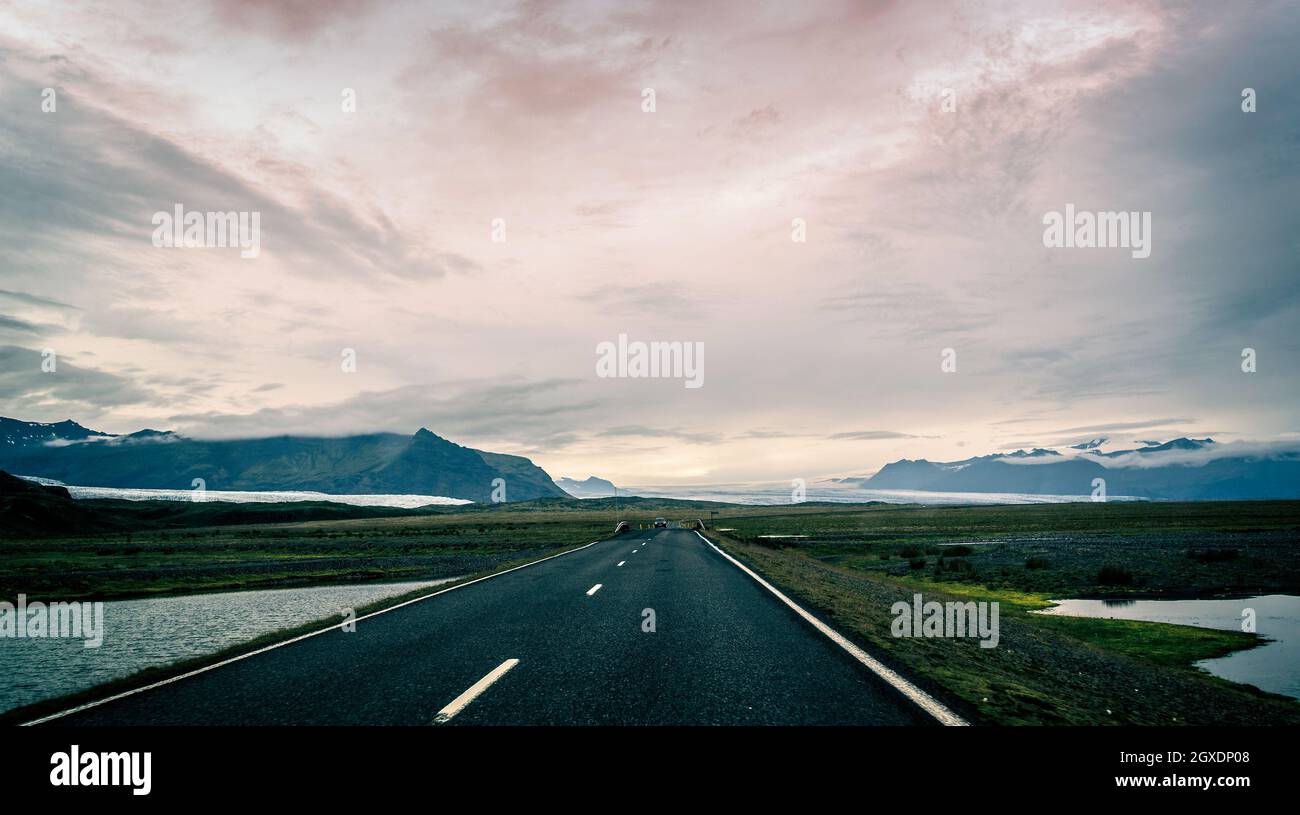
[5,417,1299,504]
[0,418,567,502]
[852,438,1300,500]
[554,475,620,498]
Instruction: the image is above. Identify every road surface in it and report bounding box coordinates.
[43,529,935,725]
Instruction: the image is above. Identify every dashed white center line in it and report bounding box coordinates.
[617,561,626,567]
[587,583,603,596]
[632,549,639,554]
[433,658,519,724]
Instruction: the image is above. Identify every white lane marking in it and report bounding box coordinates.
[694,531,967,727]
[21,539,608,727]
[617,561,626,567]
[433,659,519,724]
[587,583,603,596]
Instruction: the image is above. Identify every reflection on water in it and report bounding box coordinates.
[1038,594,1300,700]
[0,579,455,715]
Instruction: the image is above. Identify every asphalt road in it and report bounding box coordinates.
[46,529,934,725]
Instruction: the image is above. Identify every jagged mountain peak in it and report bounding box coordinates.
[1070,437,1108,450]
[0,416,114,447]
[864,437,1295,500]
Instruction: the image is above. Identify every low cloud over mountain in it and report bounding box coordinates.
[855,438,1300,500]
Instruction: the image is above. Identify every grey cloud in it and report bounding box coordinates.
[734,429,806,440]
[405,3,665,134]
[167,377,601,448]
[575,200,629,219]
[80,306,211,346]
[0,2,1296,484]
[0,290,80,311]
[822,283,993,343]
[1044,419,1195,436]
[731,104,782,140]
[0,314,44,335]
[596,425,722,445]
[580,281,707,319]
[0,344,154,419]
[828,430,923,441]
[0,47,470,287]
[1086,440,1300,470]
[208,0,378,40]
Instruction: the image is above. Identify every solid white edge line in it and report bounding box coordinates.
[694,530,968,727]
[586,583,603,596]
[433,658,520,724]
[20,539,607,726]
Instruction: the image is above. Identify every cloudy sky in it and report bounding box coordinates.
[1,0,1297,485]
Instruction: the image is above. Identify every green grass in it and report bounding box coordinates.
[1,511,612,601]
[721,500,1300,598]
[1031,615,1258,668]
[717,500,1300,541]
[708,527,1300,726]
[1,498,781,601]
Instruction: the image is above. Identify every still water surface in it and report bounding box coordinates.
[0,579,453,714]
[1038,594,1300,700]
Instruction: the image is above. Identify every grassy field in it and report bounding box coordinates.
[5,496,1298,725]
[700,499,1300,725]
[0,496,737,601]
[711,500,1300,597]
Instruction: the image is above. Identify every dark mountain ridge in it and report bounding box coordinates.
[0,418,565,502]
[860,438,1300,500]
